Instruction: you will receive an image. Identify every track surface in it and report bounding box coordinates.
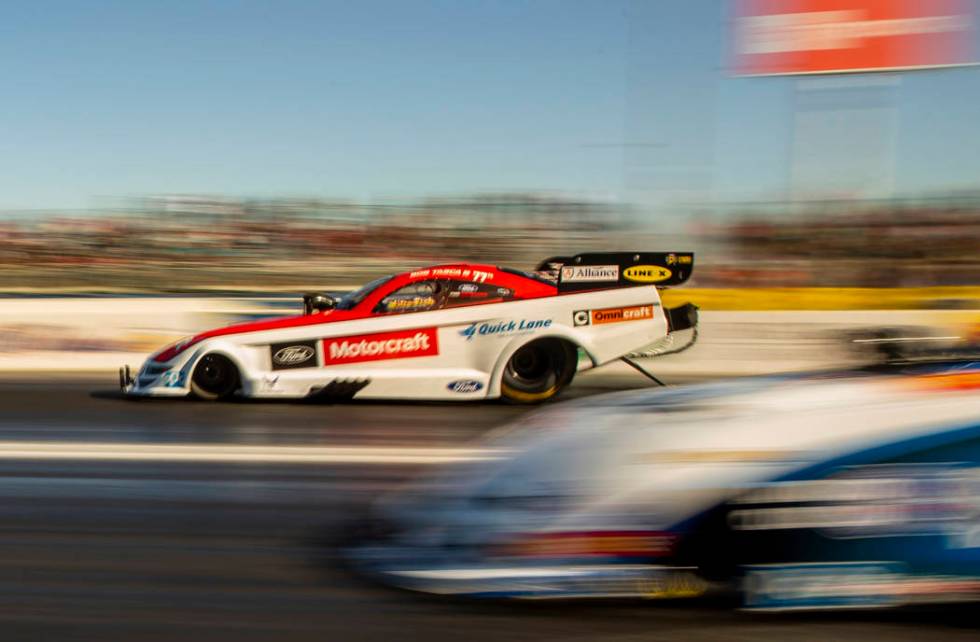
[0,376,977,640]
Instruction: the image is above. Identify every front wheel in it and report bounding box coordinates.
[500,338,577,404]
[190,353,240,401]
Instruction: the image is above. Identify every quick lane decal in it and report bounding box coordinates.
[560,265,619,283]
[458,319,551,341]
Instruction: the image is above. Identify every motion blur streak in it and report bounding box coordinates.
[2,381,976,640]
[0,442,499,465]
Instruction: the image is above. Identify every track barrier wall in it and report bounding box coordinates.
[1,296,977,376]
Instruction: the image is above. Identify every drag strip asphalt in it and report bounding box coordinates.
[0,378,976,641]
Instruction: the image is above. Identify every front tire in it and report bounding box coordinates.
[500,338,577,404]
[190,353,240,401]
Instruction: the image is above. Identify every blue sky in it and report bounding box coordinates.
[3,0,979,212]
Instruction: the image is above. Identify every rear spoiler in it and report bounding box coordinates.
[537,252,694,293]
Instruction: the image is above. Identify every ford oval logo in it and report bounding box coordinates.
[274,345,315,365]
[448,380,484,394]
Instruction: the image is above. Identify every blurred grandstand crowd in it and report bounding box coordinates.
[0,193,978,291]
[701,196,980,288]
[0,194,625,291]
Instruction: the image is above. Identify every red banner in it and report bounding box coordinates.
[733,0,975,76]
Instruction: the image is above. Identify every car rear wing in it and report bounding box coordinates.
[537,252,694,293]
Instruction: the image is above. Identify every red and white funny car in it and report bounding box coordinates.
[119,252,698,403]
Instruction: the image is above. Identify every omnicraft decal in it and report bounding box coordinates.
[322,328,438,365]
[459,319,552,341]
[574,304,655,327]
[560,265,619,283]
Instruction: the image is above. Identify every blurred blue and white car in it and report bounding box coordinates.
[347,357,980,611]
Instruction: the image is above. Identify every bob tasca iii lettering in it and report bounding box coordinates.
[322,328,439,365]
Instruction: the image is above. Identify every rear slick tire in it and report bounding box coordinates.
[190,353,240,401]
[500,338,577,404]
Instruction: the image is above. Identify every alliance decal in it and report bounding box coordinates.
[560,265,619,283]
[322,327,439,365]
[270,340,318,370]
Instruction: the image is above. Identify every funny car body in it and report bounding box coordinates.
[345,357,980,611]
[120,252,698,402]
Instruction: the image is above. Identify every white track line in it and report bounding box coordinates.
[0,442,503,465]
